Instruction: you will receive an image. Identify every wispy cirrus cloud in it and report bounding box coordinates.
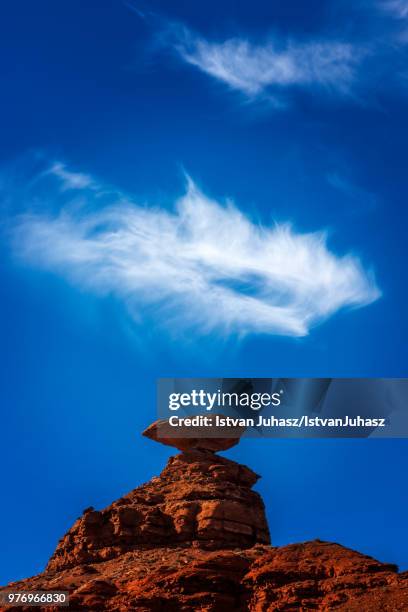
[9,162,380,338]
[171,27,362,102]
[135,5,408,107]
[378,0,408,44]
[380,0,408,19]
[326,172,378,213]
[46,162,96,191]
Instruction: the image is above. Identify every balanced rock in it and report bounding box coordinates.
[142,417,245,452]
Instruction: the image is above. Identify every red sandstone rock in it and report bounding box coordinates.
[2,541,407,611]
[43,448,269,574]
[1,425,407,611]
[244,540,408,611]
[142,418,244,452]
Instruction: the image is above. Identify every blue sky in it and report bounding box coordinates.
[1,0,408,584]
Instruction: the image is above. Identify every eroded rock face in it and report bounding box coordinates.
[244,540,408,611]
[46,448,270,573]
[2,541,407,611]
[1,424,407,611]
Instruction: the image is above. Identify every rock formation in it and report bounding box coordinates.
[142,417,245,453]
[1,420,407,611]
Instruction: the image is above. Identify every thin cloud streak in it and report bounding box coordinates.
[173,28,361,100]
[46,162,95,191]
[381,0,408,19]
[11,165,380,338]
[326,172,378,213]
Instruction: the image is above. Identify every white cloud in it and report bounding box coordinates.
[46,162,95,191]
[11,167,380,338]
[174,30,360,99]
